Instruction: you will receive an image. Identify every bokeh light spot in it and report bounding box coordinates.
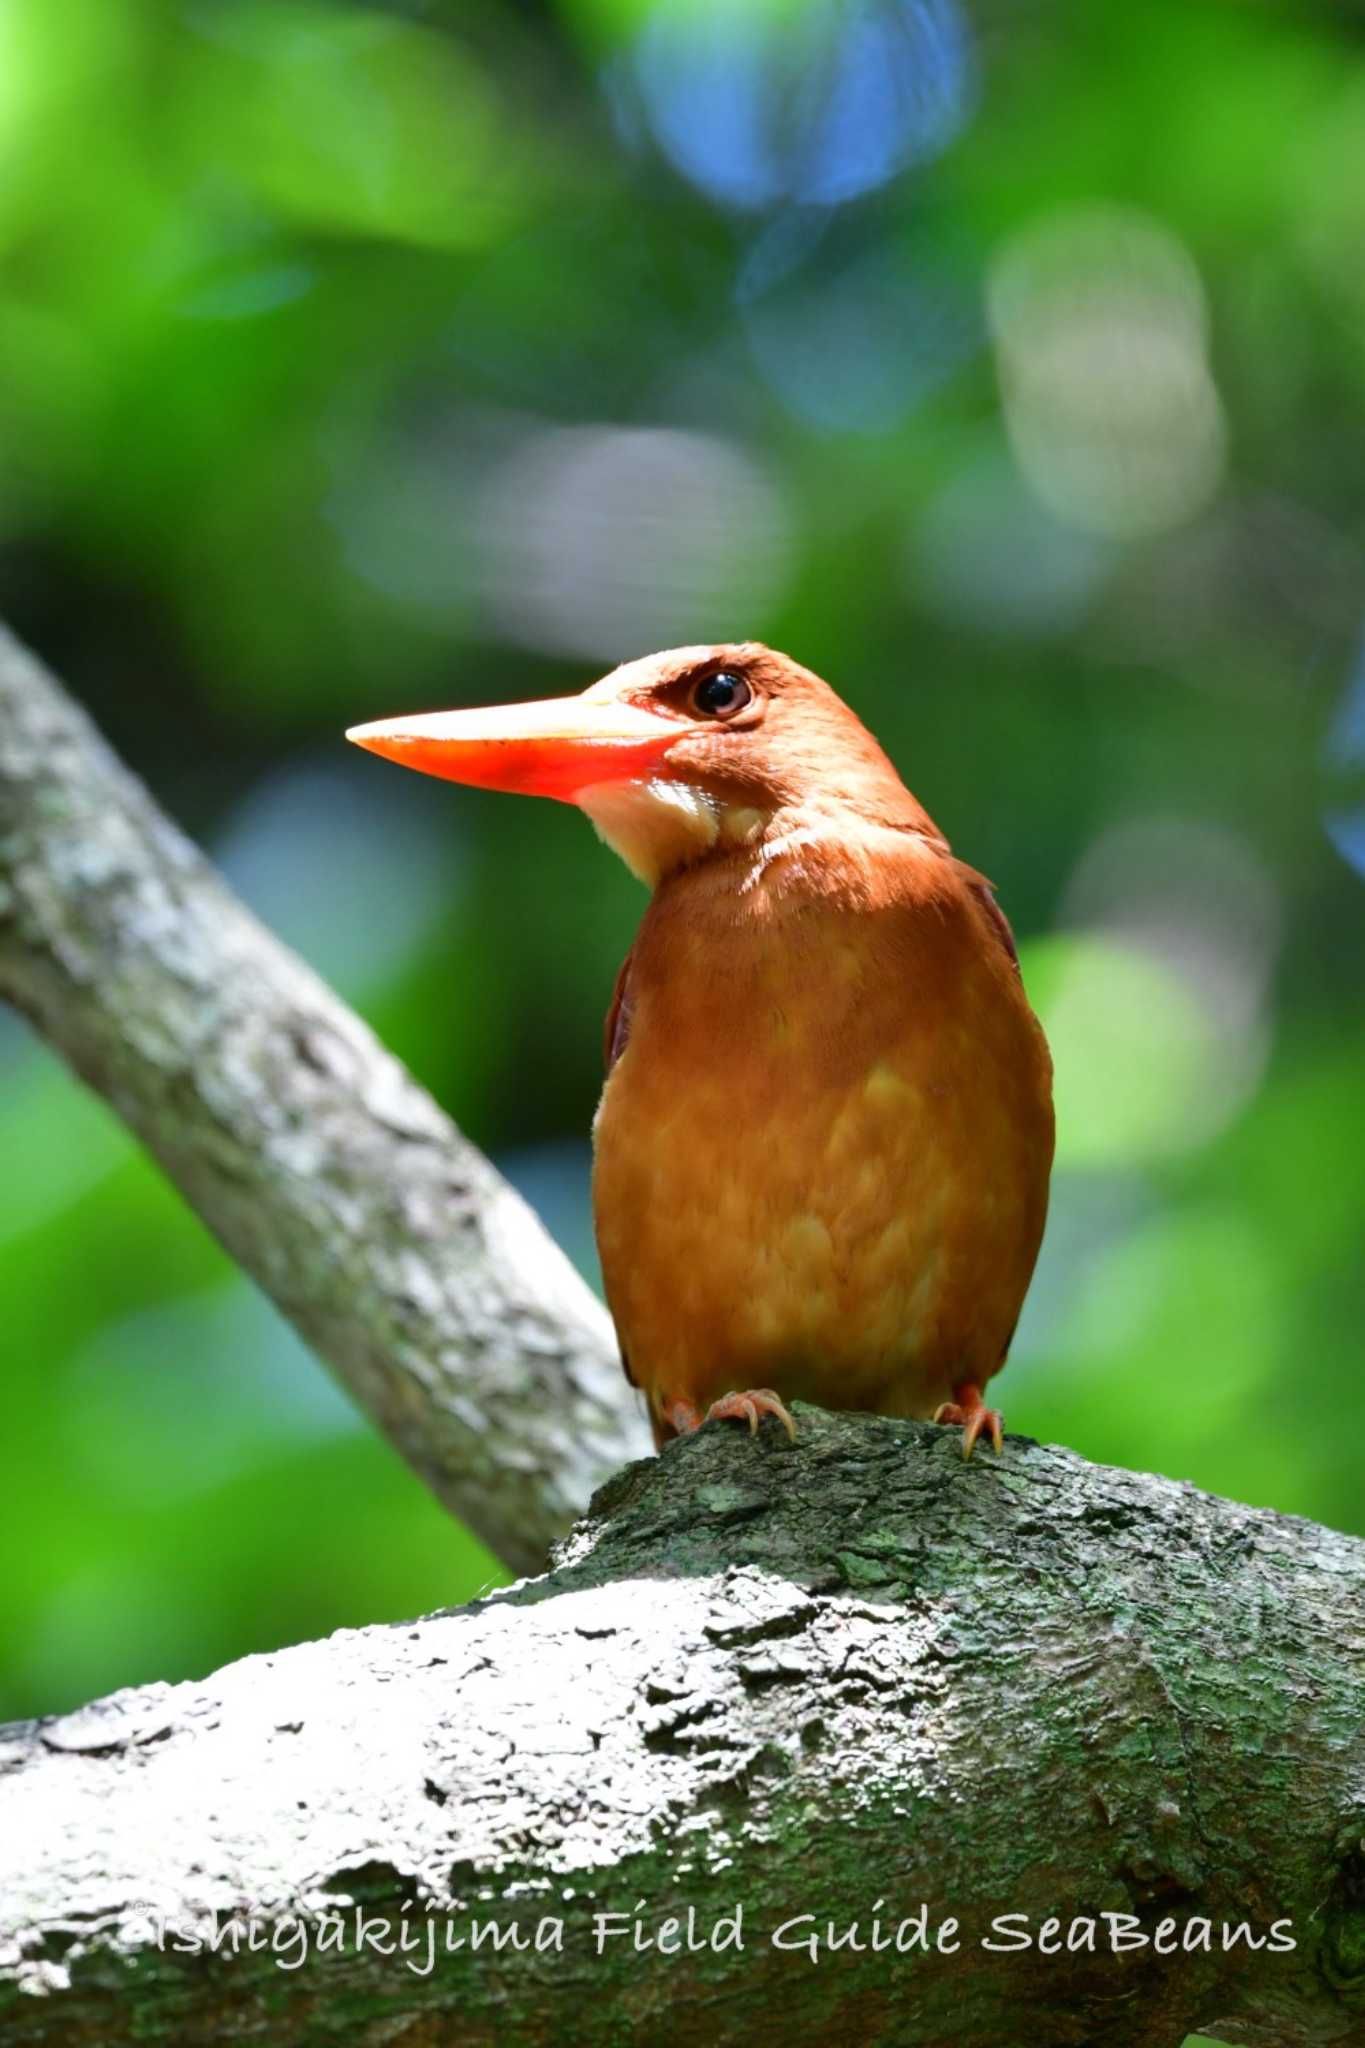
[742,245,976,433]
[214,758,463,1002]
[475,423,793,662]
[1028,817,1282,1167]
[629,0,973,212]
[989,206,1227,538]
[1323,628,1365,885]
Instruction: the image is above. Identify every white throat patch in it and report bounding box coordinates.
[577,778,766,885]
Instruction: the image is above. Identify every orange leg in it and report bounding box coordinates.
[932,1381,1003,1459]
[659,1389,797,1443]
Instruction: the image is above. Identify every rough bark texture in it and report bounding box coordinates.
[0,622,650,1573]
[2,1408,1363,2048]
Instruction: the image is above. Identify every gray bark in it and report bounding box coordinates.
[2,1407,1363,2048]
[0,621,651,1574]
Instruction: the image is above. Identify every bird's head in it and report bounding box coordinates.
[347,642,924,886]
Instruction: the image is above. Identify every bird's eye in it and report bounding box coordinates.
[692,670,752,719]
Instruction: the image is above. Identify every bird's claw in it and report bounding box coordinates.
[932,1385,1003,1459]
[704,1388,798,1442]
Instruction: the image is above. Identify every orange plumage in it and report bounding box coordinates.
[349,643,1054,1456]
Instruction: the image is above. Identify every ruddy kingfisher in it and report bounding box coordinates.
[348,644,1054,1457]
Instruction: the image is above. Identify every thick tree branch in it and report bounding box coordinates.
[0,622,650,1572]
[1,1409,1363,2047]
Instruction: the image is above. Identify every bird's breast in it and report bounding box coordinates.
[592,856,1053,1421]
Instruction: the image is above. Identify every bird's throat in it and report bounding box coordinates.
[577,776,770,886]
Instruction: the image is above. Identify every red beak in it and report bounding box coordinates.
[346,691,684,804]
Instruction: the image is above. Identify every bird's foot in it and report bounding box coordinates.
[660,1398,703,1439]
[932,1382,1003,1459]
[702,1388,798,1442]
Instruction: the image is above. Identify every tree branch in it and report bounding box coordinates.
[0,622,651,1573]
[1,1409,1362,2047]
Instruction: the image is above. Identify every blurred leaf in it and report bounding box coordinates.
[180,5,538,250]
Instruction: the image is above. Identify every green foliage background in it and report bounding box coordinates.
[1,0,1362,1741]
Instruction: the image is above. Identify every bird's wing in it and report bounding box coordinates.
[602,945,639,1396]
[603,943,636,1071]
[953,859,1021,974]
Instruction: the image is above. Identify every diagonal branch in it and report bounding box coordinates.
[0,622,651,1573]
[1,1410,1363,2047]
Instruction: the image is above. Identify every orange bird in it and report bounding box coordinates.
[348,644,1054,1457]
